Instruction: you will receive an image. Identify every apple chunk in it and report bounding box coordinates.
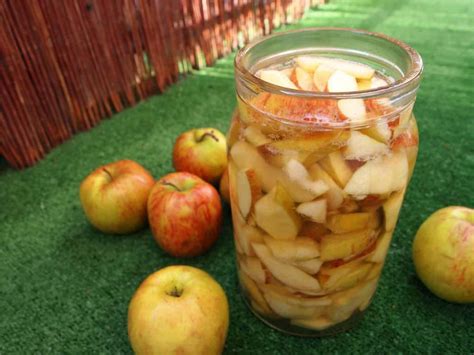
[252,243,322,292]
[236,168,262,218]
[285,159,329,197]
[293,258,323,274]
[238,270,273,316]
[319,229,375,261]
[254,183,301,240]
[264,236,320,261]
[310,57,375,80]
[243,125,271,146]
[361,121,392,143]
[235,223,265,256]
[240,256,266,284]
[259,69,298,89]
[313,64,335,91]
[368,230,393,263]
[319,151,353,188]
[327,71,366,121]
[325,212,370,233]
[326,279,378,322]
[318,261,372,292]
[383,189,406,231]
[344,151,408,198]
[308,164,345,210]
[295,56,321,72]
[343,131,389,161]
[230,141,319,202]
[296,199,327,223]
[295,67,314,91]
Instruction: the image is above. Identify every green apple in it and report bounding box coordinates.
[173,128,227,184]
[79,160,155,234]
[128,266,229,355]
[413,206,474,303]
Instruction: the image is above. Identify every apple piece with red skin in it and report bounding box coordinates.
[219,168,230,203]
[79,159,155,234]
[173,128,228,184]
[148,172,222,257]
[128,265,229,355]
[413,206,474,303]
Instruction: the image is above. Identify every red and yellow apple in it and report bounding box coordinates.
[79,160,154,234]
[173,128,227,184]
[128,265,229,355]
[148,172,222,257]
[413,206,474,303]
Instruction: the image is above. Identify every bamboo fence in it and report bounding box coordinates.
[0,0,324,169]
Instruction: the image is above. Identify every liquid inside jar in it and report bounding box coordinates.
[228,53,419,335]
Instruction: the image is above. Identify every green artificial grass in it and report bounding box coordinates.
[1,0,473,353]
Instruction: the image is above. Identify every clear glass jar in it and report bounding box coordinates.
[227,28,423,336]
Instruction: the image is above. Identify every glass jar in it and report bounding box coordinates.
[227,28,423,336]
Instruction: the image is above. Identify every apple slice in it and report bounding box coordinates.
[296,199,327,223]
[238,270,273,315]
[338,99,367,121]
[327,70,358,93]
[357,79,371,91]
[344,151,408,198]
[383,189,406,231]
[308,164,345,210]
[319,151,353,188]
[231,141,317,202]
[368,230,394,263]
[327,279,377,322]
[361,121,392,143]
[295,67,314,91]
[240,256,266,284]
[325,212,370,233]
[254,183,302,240]
[230,141,278,193]
[291,316,334,330]
[295,56,321,72]
[236,168,262,218]
[259,69,298,89]
[264,236,320,261]
[281,67,294,78]
[343,131,389,161]
[313,64,335,91]
[309,57,375,80]
[365,262,383,282]
[243,125,271,146]
[300,222,330,240]
[257,144,306,168]
[252,243,322,292]
[318,261,372,292]
[293,258,323,274]
[235,224,265,256]
[284,159,329,197]
[320,229,375,261]
[260,283,331,307]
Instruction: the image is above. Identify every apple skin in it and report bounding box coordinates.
[128,265,229,355]
[173,128,228,184]
[413,206,474,303]
[219,167,230,203]
[148,172,222,257]
[79,160,154,234]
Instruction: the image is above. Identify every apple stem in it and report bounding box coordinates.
[197,131,219,143]
[168,286,183,297]
[103,168,113,180]
[161,181,181,192]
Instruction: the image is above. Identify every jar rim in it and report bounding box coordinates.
[234,27,423,100]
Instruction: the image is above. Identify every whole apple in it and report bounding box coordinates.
[413,206,474,303]
[128,265,229,355]
[173,128,227,184]
[80,160,154,234]
[148,172,222,257]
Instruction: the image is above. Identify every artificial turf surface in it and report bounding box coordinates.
[1,0,473,353]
